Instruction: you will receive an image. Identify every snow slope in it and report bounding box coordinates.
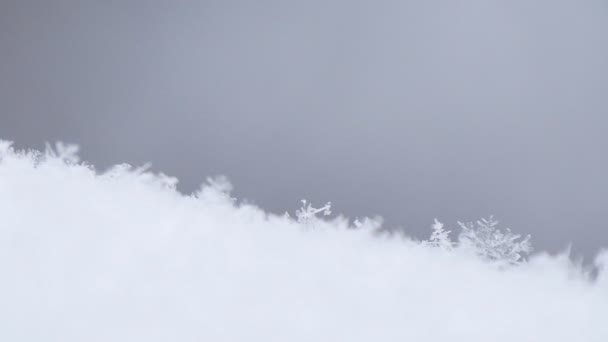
[0,141,607,341]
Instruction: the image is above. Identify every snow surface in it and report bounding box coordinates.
[0,141,607,341]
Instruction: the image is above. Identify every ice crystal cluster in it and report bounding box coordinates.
[424,217,532,267]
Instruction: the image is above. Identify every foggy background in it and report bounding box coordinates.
[1,0,607,257]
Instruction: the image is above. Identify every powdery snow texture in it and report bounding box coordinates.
[0,141,607,341]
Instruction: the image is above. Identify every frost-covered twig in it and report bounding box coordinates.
[291,199,332,227]
[427,218,453,251]
[458,216,532,266]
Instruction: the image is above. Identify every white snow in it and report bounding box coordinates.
[0,141,607,341]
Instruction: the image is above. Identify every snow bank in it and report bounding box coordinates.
[0,141,606,341]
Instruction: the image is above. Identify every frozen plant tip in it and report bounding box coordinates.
[458,216,532,266]
[45,141,80,164]
[428,218,453,251]
[294,199,332,226]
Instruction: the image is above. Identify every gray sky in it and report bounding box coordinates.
[1,0,608,257]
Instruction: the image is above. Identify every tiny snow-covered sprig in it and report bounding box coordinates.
[458,216,532,266]
[428,218,453,251]
[424,216,532,267]
[45,142,80,164]
[287,199,332,227]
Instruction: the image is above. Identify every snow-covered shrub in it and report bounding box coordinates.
[424,217,532,267]
[427,218,453,251]
[458,216,532,266]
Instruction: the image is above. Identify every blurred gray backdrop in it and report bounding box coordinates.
[1,0,607,257]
